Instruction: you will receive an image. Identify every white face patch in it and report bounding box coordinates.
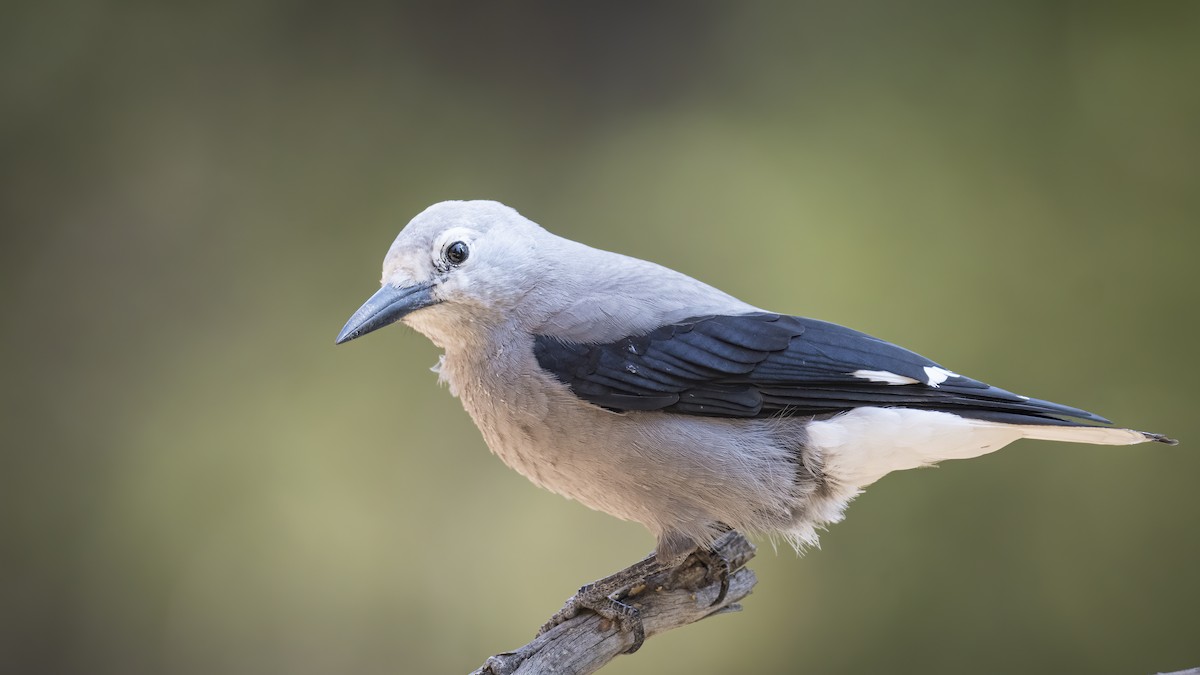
[852,369,920,385]
[922,366,959,388]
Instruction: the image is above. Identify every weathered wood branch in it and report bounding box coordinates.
[472,531,757,675]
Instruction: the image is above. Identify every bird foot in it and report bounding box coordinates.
[534,538,738,654]
[538,583,646,653]
[690,547,732,606]
[536,553,665,653]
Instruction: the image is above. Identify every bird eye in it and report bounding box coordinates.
[445,241,469,265]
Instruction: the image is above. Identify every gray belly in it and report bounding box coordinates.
[463,377,815,538]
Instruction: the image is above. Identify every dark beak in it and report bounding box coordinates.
[335,282,436,345]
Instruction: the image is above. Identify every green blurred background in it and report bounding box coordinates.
[2,2,1197,673]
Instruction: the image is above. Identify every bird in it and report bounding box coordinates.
[335,199,1175,650]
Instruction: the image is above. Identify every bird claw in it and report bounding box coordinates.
[691,547,732,606]
[537,583,587,635]
[538,583,647,653]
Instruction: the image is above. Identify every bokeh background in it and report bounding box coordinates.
[3,2,1197,674]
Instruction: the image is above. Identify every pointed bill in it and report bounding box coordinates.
[335,282,436,345]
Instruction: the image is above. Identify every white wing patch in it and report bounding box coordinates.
[852,369,920,385]
[922,366,959,387]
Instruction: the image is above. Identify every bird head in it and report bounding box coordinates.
[335,200,551,349]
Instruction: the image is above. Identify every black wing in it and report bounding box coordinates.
[533,312,1110,426]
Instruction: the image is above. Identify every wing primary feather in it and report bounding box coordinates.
[533,315,1115,429]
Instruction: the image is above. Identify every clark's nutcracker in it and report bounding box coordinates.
[336,200,1175,649]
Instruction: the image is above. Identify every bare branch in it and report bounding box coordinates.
[472,531,757,675]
